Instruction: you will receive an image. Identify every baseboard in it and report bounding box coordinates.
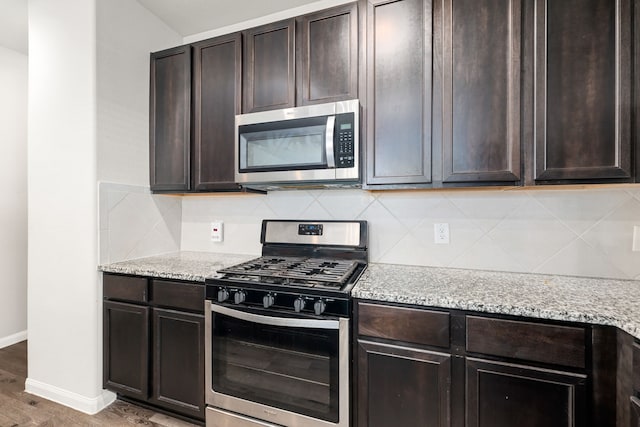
[25,378,117,415]
[0,330,27,349]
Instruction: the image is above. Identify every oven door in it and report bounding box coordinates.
[205,301,349,427]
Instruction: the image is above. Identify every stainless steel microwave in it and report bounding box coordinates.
[235,99,360,189]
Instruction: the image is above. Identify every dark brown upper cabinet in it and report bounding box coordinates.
[243,19,296,113]
[296,3,359,106]
[531,0,633,183]
[437,0,522,185]
[243,4,359,113]
[363,0,433,186]
[192,34,242,191]
[149,46,192,192]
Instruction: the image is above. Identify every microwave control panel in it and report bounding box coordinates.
[335,112,356,168]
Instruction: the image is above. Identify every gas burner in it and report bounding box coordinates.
[219,256,360,288]
[206,220,368,316]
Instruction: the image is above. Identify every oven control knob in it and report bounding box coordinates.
[293,297,306,313]
[263,294,275,308]
[217,288,229,303]
[234,290,246,305]
[313,299,327,316]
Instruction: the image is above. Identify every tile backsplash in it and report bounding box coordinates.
[99,182,182,264]
[101,183,640,280]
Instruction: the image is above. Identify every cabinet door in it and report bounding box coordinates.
[149,45,192,192]
[357,339,450,427]
[296,3,358,106]
[533,0,632,182]
[192,34,242,191]
[103,301,150,400]
[364,0,433,186]
[243,19,295,113]
[466,358,587,427]
[439,0,521,184]
[150,308,205,420]
[631,396,640,427]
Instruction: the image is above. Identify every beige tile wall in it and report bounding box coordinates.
[99,182,181,264]
[101,183,640,280]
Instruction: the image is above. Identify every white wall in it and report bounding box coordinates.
[181,187,640,280]
[27,0,185,415]
[26,0,114,413]
[97,0,181,186]
[96,0,182,264]
[0,46,28,348]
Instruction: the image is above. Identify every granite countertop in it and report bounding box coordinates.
[99,251,640,340]
[99,251,256,282]
[353,263,640,339]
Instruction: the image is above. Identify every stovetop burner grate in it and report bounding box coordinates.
[218,256,361,287]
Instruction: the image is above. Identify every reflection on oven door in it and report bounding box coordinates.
[205,302,350,427]
[206,407,277,427]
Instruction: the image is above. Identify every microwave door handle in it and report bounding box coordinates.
[210,303,339,330]
[325,115,336,168]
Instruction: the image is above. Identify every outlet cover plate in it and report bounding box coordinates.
[211,221,224,243]
[434,223,450,244]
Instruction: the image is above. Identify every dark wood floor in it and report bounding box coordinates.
[0,341,198,427]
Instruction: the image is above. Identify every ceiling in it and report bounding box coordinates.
[0,0,324,55]
[136,0,323,36]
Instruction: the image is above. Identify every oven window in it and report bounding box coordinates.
[212,311,339,422]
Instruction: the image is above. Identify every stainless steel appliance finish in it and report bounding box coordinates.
[206,407,278,427]
[205,302,350,427]
[205,220,367,427]
[262,220,362,247]
[235,100,360,188]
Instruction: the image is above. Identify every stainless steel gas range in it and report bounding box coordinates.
[204,220,368,427]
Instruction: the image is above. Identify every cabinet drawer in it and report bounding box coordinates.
[357,302,450,348]
[103,274,148,303]
[152,280,205,313]
[466,316,586,368]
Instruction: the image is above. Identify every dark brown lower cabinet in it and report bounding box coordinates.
[103,273,205,422]
[150,308,205,420]
[355,300,602,427]
[103,301,150,400]
[631,397,640,427]
[357,340,451,427]
[466,358,587,427]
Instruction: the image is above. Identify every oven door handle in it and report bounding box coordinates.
[210,303,340,330]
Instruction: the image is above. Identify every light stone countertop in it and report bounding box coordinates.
[98,251,256,282]
[99,252,640,340]
[353,263,640,340]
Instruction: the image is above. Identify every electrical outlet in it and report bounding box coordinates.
[211,221,224,243]
[434,223,450,244]
[633,225,640,252]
